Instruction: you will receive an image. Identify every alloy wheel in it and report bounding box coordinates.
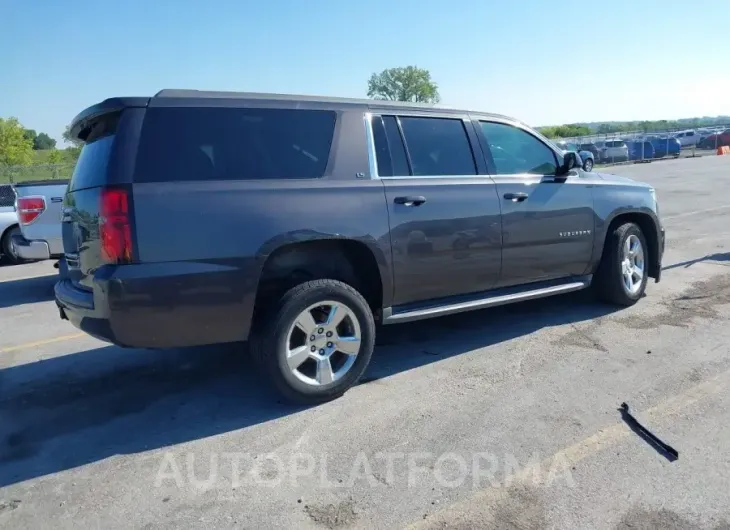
[621,234,644,295]
[285,300,362,386]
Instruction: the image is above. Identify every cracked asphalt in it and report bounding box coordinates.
[1,155,730,529]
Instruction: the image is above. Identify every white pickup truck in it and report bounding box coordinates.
[11,180,69,264]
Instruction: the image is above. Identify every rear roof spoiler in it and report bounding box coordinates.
[69,97,150,142]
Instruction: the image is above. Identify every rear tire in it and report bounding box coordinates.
[583,158,594,172]
[250,279,375,404]
[593,222,648,306]
[1,226,26,265]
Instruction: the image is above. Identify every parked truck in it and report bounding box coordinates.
[12,180,69,265]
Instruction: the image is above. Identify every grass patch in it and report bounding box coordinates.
[0,164,74,184]
[1,150,77,184]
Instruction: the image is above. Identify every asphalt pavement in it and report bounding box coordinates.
[1,155,730,529]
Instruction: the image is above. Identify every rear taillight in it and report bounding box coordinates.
[100,187,133,264]
[16,196,46,225]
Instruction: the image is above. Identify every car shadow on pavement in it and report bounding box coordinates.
[0,274,57,309]
[0,290,621,487]
[661,252,730,271]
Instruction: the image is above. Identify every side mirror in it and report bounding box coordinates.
[557,151,580,176]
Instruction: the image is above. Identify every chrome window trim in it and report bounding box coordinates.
[378,174,489,180]
[363,112,379,179]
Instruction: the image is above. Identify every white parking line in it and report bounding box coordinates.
[0,272,57,284]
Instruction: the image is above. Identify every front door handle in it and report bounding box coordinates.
[394,195,427,206]
[503,192,528,202]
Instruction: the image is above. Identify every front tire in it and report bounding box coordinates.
[251,279,376,404]
[593,222,648,306]
[583,158,594,172]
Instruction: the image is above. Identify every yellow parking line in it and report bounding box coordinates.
[0,333,86,353]
[405,368,730,529]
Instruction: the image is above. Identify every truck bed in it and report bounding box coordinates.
[13,180,69,260]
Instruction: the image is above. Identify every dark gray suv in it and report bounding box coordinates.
[56,89,665,403]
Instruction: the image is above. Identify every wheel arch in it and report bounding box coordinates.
[252,237,389,327]
[0,222,20,256]
[594,210,662,280]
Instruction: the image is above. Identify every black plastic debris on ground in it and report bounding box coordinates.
[619,402,679,462]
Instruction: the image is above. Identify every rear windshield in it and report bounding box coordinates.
[134,107,337,183]
[68,113,119,192]
[606,141,626,147]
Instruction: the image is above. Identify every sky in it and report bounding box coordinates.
[2,0,728,144]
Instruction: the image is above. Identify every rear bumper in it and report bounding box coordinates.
[12,234,51,260]
[55,261,258,349]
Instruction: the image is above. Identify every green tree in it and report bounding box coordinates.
[539,124,592,139]
[64,146,82,161]
[34,132,57,150]
[23,128,37,143]
[0,117,34,167]
[47,148,63,164]
[47,148,64,179]
[62,124,84,147]
[367,66,440,103]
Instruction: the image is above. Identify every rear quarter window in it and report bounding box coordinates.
[134,107,337,182]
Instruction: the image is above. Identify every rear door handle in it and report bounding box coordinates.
[394,195,426,206]
[503,192,528,202]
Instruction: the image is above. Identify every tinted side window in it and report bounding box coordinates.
[398,117,476,176]
[480,121,557,175]
[135,107,336,182]
[371,116,392,177]
[382,116,410,176]
[371,115,410,177]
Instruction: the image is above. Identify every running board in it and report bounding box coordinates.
[382,276,592,325]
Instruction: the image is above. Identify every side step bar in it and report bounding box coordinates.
[382,276,592,325]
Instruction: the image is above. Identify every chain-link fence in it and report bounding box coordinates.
[0,163,75,184]
[556,125,730,166]
[0,184,16,207]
